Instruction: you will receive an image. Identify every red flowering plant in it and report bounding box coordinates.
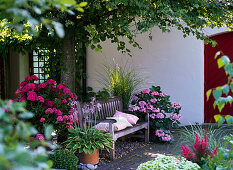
[181,133,218,166]
[15,75,78,142]
[129,86,182,142]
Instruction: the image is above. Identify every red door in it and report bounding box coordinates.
[204,32,233,123]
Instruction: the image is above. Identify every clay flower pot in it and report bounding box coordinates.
[79,149,99,165]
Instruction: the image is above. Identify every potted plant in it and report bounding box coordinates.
[64,98,113,165]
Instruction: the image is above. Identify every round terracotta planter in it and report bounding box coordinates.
[79,149,99,165]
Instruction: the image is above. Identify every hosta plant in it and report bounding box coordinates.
[129,86,182,142]
[65,98,113,154]
[15,75,78,142]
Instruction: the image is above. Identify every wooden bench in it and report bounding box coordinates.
[77,97,149,160]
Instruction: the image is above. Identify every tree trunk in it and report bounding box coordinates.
[61,31,76,92]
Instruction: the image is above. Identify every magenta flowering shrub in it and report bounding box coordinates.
[15,75,78,141]
[129,86,182,142]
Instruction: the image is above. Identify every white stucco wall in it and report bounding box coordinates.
[87,27,228,125]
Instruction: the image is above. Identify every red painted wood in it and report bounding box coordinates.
[204,32,233,123]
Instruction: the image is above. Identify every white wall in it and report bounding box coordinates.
[87,27,228,125]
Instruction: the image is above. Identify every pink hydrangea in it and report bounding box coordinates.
[149,113,156,119]
[38,83,46,89]
[40,117,45,122]
[20,81,27,87]
[62,99,67,103]
[156,113,164,119]
[151,92,159,96]
[139,101,147,107]
[27,91,37,101]
[155,129,165,137]
[171,102,182,109]
[25,76,31,81]
[142,88,150,94]
[45,100,54,107]
[69,93,78,99]
[68,125,74,129]
[152,108,160,112]
[170,114,182,121]
[57,116,63,122]
[24,83,36,91]
[36,134,44,141]
[63,88,71,94]
[150,98,157,103]
[56,109,62,116]
[36,96,45,103]
[45,108,53,114]
[31,75,39,81]
[57,84,65,89]
[162,134,171,141]
[20,96,26,102]
[47,79,56,85]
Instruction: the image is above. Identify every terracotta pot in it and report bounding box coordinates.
[79,149,99,165]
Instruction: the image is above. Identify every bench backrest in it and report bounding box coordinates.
[77,97,123,128]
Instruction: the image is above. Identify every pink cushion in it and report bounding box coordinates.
[113,110,139,125]
[95,117,132,132]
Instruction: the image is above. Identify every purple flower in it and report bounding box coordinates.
[156,113,164,119]
[149,113,156,119]
[155,129,165,137]
[162,134,171,141]
[139,101,147,107]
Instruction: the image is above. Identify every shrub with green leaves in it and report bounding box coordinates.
[137,155,200,170]
[0,100,53,170]
[49,149,78,170]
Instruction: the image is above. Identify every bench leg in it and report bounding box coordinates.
[145,127,149,143]
[110,141,115,160]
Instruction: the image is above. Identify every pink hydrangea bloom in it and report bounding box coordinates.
[20,96,26,102]
[20,81,27,87]
[156,113,164,119]
[45,100,54,107]
[38,83,46,89]
[149,113,156,119]
[152,108,160,112]
[27,91,37,101]
[36,134,44,141]
[150,98,157,103]
[139,101,147,107]
[155,129,165,137]
[47,79,56,85]
[151,92,159,96]
[25,76,31,81]
[56,109,62,116]
[40,117,45,122]
[36,96,45,103]
[45,108,53,114]
[57,84,65,89]
[62,99,67,103]
[68,125,74,129]
[31,75,39,81]
[162,134,171,141]
[57,116,63,122]
[171,102,182,109]
[170,114,182,121]
[69,93,78,99]
[63,88,71,94]
[142,88,150,94]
